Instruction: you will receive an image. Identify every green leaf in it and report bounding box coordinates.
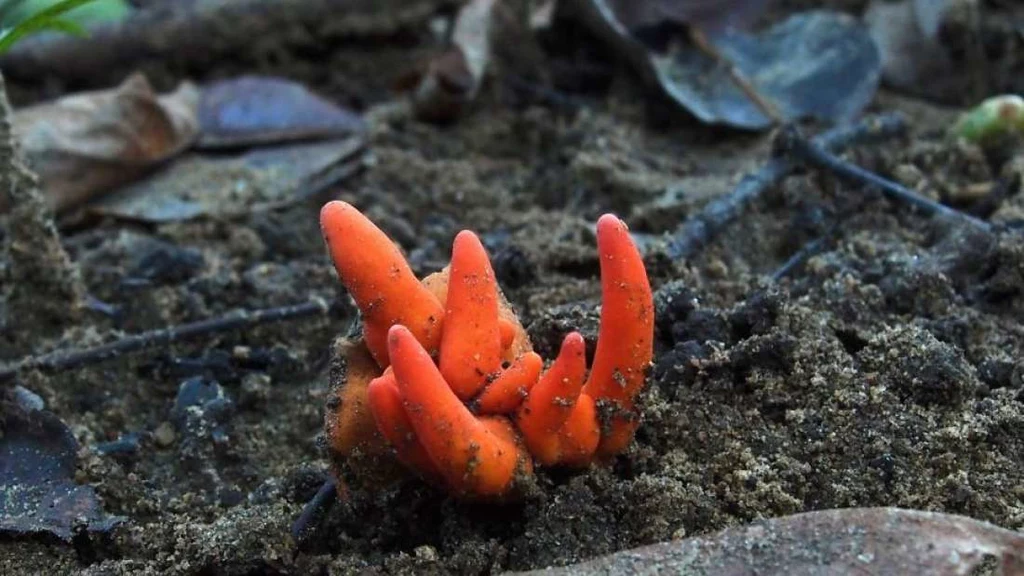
[0,1,31,26]
[3,0,129,27]
[0,0,122,54]
[32,16,86,36]
[12,0,102,23]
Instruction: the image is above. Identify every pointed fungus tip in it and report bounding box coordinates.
[453,229,481,245]
[388,324,410,346]
[319,200,356,236]
[596,213,625,234]
[562,331,585,352]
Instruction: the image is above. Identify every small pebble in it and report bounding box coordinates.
[127,236,205,284]
[240,373,272,407]
[414,545,439,562]
[706,258,729,279]
[153,422,176,447]
[173,377,228,424]
[13,385,45,412]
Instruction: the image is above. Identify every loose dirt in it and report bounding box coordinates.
[2,1,1023,574]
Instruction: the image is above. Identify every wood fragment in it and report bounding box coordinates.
[0,0,459,91]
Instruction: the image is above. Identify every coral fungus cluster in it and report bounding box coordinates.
[320,201,653,499]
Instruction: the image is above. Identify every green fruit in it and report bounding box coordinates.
[952,95,1024,146]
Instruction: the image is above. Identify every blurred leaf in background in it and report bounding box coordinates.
[608,0,773,34]
[0,0,130,54]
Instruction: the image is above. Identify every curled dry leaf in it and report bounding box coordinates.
[412,0,498,122]
[409,0,544,122]
[9,72,200,213]
[511,507,1024,575]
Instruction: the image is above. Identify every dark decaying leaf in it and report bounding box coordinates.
[196,76,365,149]
[0,403,123,542]
[511,508,1024,576]
[570,1,881,130]
[88,136,366,223]
[9,72,200,212]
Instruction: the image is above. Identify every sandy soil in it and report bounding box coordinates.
[2,1,1023,574]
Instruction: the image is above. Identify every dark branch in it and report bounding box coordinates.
[770,236,829,282]
[776,126,992,233]
[666,113,909,261]
[291,476,339,553]
[0,298,331,384]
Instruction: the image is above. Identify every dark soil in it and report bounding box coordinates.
[3,1,1024,575]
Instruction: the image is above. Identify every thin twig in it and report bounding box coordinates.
[688,27,783,125]
[770,236,830,282]
[0,298,330,384]
[666,113,909,260]
[291,476,339,553]
[777,127,992,233]
[768,185,876,283]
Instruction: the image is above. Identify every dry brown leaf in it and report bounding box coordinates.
[511,507,1024,575]
[412,0,499,122]
[9,72,200,213]
[409,0,545,122]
